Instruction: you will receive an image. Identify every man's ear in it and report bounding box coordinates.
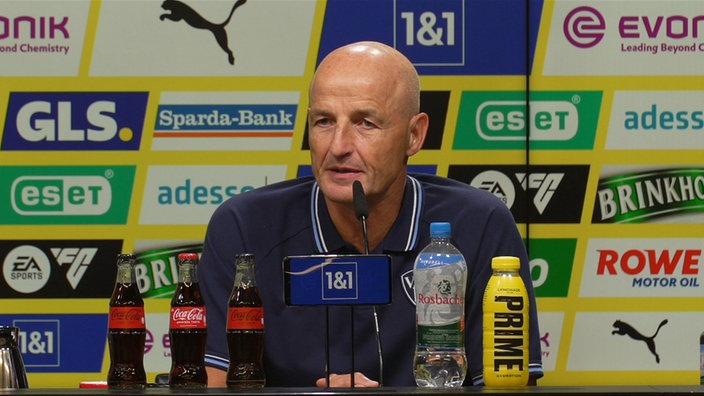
[407,112,429,156]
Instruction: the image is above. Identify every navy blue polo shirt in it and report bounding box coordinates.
[198,174,543,386]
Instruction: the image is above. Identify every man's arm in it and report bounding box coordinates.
[206,366,227,388]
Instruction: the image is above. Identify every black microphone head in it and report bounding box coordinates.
[352,180,369,219]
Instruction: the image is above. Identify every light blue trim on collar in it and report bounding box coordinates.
[311,182,326,252]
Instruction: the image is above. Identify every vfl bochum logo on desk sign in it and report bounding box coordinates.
[283,255,392,306]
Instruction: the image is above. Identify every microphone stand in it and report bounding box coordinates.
[353,181,384,387]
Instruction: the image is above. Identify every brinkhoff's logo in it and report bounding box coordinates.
[159,0,247,65]
[592,167,704,223]
[611,319,668,363]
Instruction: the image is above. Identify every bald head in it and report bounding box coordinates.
[310,41,421,118]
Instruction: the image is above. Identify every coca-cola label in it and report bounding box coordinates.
[169,306,207,329]
[227,307,264,330]
[108,306,145,329]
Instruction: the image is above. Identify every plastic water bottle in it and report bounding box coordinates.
[482,256,529,386]
[413,222,468,388]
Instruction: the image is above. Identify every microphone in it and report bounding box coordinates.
[352,180,370,254]
[352,180,383,387]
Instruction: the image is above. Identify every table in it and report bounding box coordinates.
[0,386,703,396]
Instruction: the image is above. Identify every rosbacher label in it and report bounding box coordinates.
[415,254,465,347]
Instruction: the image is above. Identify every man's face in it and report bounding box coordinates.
[307,65,414,206]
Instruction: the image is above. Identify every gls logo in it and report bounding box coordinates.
[2,92,148,150]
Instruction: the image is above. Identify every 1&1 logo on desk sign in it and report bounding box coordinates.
[283,255,392,306]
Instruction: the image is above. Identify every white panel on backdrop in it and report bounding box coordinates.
[581,238,704,297]
[90,0,316,76]
[544,1,704,76]
[607,91,704,150]
[0,0,88,76]
[567,312,703,371]
[537,312,564,371]
[139,165,287,225]
[153,91,299,151]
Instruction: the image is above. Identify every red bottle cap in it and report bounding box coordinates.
[178,253,199,261]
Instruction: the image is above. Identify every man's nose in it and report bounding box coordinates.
[329,122,356,155]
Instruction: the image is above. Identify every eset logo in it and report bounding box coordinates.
[2,92,148,151]
[0,166,135,225]
[11,176,111,216]
[563,6,606,48]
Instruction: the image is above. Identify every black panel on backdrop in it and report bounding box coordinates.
[447,165,590,224]
[0,240,122,298]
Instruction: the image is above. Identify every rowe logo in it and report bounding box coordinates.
[12,176,110,215]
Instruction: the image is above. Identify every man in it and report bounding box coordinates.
[198,41,543,387]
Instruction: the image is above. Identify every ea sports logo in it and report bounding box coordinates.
[563,6,606,48]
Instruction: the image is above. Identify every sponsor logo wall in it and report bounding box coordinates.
[0,0,701,388]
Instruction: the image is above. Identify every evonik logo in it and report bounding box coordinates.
[564,5,704,51]
[0,15,70,55]
[2,92,148,151]
[563,6,605,48]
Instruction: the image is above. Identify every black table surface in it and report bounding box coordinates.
[0,386,703,396]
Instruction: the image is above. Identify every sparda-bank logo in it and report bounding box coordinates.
[2,92,148,151]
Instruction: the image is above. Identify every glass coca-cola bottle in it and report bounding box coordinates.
[107,253,147,389]
[168,252,208,388]
[226,253,265,388]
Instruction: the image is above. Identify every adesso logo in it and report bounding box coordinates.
[1,92,148,150]
[0,166,135,224]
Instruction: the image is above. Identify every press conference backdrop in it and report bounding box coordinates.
[0,0,702,388]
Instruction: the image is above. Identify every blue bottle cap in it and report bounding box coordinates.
[429,222,451,238]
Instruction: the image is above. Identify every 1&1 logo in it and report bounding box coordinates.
[1,92,148,151]
[0,166,135,224]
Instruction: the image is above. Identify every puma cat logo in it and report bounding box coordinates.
[159,0,247,65]
[611,319,668,363]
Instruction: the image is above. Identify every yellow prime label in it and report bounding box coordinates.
[482,275,529,386]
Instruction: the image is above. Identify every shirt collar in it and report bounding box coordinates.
[310,175,423,253]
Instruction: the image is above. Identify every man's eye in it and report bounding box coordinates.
[314,118,331,127]
[361,120,377,129]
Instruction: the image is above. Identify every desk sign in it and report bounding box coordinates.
[283,254,392,306]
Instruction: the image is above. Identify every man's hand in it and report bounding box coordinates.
[315,372,379,388]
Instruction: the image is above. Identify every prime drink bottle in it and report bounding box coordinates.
[413,222,468,388]
[482,256,529,386]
